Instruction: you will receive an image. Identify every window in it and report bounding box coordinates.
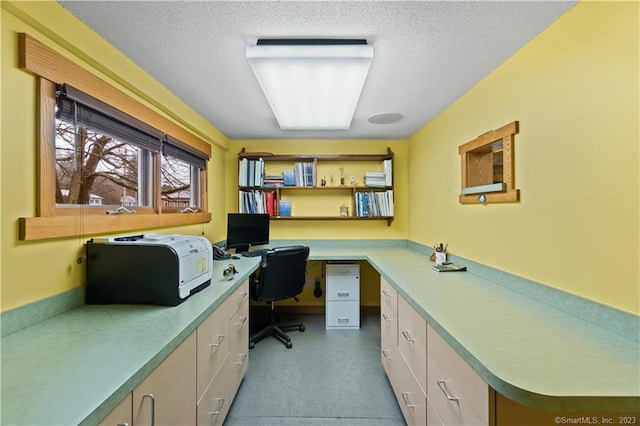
[18,33,212,240]
[458,121,520,204]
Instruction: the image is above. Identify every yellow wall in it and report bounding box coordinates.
[227,139,408,241]
[1,2,229,311]
[408,1,639,314]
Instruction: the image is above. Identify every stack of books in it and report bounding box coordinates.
[364,172,387,187]
[263,175,284,187]
[294,162,315,186]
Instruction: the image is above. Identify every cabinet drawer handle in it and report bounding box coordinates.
[142,393,155,426]
[210,335,225,348]
[437,380,459,402]
[209,397,225,416]
[234,353,248,365]
[382,313,391,322]
[401,330,415,342]
[337,291,349,297]
[382,289,391,297]
[235,317,247,328]
[401,392,417,408]
[382,350,393,361]
[337,318,350,323]
[237,292,247,303]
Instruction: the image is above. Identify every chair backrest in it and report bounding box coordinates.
[252,246,310,303]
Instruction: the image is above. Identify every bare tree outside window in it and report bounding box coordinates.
[55,120,141,206]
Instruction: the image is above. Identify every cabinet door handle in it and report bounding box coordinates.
[210,335,225,348]
[382,289,391,297]
[401,330,415,342]
[382,350,393,361]
[209,397,225,416]
[142,393,155,426]
[401,392,417,408]
[382,313,391,322]
[237,292,248,303]
[437,380,459,402]
[337,318,349,323]
[235,317,247,328]
[337,291,349,297]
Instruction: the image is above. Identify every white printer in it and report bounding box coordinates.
[86,233,213,306]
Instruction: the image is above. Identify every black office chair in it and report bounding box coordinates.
[249,246,310,349]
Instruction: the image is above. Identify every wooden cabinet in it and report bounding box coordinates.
[326,263,360,329]
[97,282,249,426]
[132,332,197,426]
[427,324,488,425]
[197,280,249,426]
[237,148,394,225]
[381,277,427,425]
[228,282,250,400]
[97,394,132,426]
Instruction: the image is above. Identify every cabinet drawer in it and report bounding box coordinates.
[197,305,230,400]
[326,301,360,328]
[398,295,427,394]
[197,360,230,426]
[326,264,360,275]
[229,280,249,316]
[326,278,359,301]
[381,299,397,351]
[393,352,427,426]
[380,277,397,315]
[229,300,249,399]
[427,325,488,425]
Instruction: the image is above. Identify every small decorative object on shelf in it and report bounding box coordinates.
[350,176,356,185]
[321,176,327,186]
[339,166,345,185]
[340,204,349,217]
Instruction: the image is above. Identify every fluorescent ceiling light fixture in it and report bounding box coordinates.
[246,39,373,130]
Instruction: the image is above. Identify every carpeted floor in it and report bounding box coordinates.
[224,313,405,426]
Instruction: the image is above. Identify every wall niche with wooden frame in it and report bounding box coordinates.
[458,121,520,204]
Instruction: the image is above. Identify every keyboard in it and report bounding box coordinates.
[241,249,270,258]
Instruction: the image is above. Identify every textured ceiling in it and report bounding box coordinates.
[57,1,576,140]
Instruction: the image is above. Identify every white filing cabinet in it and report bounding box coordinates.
[325,263,360,329]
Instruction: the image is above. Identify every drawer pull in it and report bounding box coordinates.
[337,318,350,323]
[401,330,415,342]
[235,317,248,328]
[234,353,248,365]
[237,292,248,303]
[401,392,417,408]
[382,289,391,297]
[437,380,459,402]
[382,313,391,322]
[142,393,155,426]
[337,291,349,297]
[210,335,225,348]
[382,350,393,361]
[209,398,225,416]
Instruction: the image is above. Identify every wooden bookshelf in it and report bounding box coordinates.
[237,148,394,225]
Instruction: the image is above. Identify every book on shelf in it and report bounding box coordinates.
[354,190,394,217]
[279,200,292,217]
[431,263,467,272]
[238,158,264,187]
[383,159,393,186]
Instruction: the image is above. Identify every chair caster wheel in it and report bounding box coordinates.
[286,340,292,349]
[299,325,305,332]
[249,341,255,349]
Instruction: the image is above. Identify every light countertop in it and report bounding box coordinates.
[1,245,638,425]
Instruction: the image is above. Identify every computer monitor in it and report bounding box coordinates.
[225,213,270,253]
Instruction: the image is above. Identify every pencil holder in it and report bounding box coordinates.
[435,251,447,266]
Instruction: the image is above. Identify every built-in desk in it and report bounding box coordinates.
[1,243,638,425]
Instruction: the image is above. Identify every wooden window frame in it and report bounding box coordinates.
[17,33,211,240]
[458,121,520,204]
